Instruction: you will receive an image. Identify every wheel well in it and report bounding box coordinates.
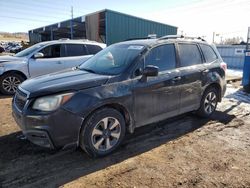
[78,103,132,146]
[2,70,27,80]
[81,103,131,132]
[206,83,222,101]
[103,103,131,126]
[93,104,130,127]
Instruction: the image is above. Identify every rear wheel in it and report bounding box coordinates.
[0,73,25,95]
[197,87,218,118]
[80,108,126,157]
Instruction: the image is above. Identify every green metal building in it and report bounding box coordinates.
[29,9,177,45]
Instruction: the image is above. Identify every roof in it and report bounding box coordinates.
[29,9,177,33]
[114,37,209,48]
[37,39,106,47]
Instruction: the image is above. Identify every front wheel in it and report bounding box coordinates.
[197,87,218,118]
[0,73,25,95]
[80,108,126,157]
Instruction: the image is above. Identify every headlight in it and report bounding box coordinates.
[32,93,74,112]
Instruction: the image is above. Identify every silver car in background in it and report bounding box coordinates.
[0,39,105,95]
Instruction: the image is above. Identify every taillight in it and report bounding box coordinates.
[220,62,227,72]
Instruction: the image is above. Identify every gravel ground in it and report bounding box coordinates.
[0,82,250,188]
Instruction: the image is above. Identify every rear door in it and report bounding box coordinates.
[132,43,181,127]
[199,43,220,71]
[62,44,92,69]
[177,43,205,113]
[28,44,65,77]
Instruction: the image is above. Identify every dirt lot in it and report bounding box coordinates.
[0,81,250,188]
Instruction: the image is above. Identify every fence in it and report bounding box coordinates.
[216,45,245,70]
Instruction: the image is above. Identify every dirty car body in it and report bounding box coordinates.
[12,36,227,157]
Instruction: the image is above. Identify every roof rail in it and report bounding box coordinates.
[125,34,158,41]
[158,35,206,42]
[59,38,70,40]
[159,35,184,40]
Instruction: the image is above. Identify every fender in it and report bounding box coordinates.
[0,61,29,78]
[201,69,225,101]
[63,81,135,132]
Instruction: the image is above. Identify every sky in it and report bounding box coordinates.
[0,0,249,43]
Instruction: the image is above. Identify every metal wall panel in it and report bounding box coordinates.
[217,45,245,69]
[105,10,177,45]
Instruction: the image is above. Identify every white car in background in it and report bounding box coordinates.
[0,39,106,95]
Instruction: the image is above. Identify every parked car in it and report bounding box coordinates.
[0,46,4,53]
[12,35,227,157]
[2,42,22,53]
[0,39,105,94]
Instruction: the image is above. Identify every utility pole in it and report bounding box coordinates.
[212,32,220,43]
[70,6,73,39]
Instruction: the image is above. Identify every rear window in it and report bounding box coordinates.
[86,45,103,54]
[200,44,218,63]
[178,43,202,67]
[65,44,87,57]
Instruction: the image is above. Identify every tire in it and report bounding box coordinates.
[80,108,126,157]
[0,73,25,95]
[197,87,218,118]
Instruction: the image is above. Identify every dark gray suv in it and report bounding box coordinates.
[12,35,227,157]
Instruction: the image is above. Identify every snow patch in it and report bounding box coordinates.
[225,85,250,104]
[226,69,243,78]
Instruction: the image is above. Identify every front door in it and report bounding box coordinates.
[28,44,65,77]
[132,43,181,127]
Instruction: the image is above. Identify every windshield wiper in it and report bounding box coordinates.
[81,68,97,74]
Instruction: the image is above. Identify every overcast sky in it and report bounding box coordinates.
[0,0,249,42]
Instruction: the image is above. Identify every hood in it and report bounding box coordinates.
[20,69,110,98]
[0,55,26,63]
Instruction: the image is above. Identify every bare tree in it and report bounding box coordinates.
[220,36,244,45]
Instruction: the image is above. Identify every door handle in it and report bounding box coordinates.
[172,76,181,82]
[56,61,62,64]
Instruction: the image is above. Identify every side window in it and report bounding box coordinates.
[65,44,87,57]
[86,45,103,55]
[39,44,61,58]
[200,44,218,63]
[145,44,176,72]
[178,43,202,67]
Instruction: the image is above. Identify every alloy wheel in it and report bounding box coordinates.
[204,91,217,114]
[2,76,21,93]
[91,117,121,152]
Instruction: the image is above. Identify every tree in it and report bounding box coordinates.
[221,36,244,45]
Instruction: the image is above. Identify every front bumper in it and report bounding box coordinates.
[12,100,84,149]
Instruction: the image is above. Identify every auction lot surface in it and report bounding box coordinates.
[0,82,250,188]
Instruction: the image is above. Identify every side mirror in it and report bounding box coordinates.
[34,52,44,59]
[142,65,159,77]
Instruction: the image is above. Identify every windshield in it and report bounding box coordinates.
[14,43,44,57]
[80,43,145,75]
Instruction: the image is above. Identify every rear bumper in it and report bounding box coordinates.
[222,81,227,98]
[12,101,84,149]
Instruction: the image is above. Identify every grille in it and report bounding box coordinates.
[14,89,27,111]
